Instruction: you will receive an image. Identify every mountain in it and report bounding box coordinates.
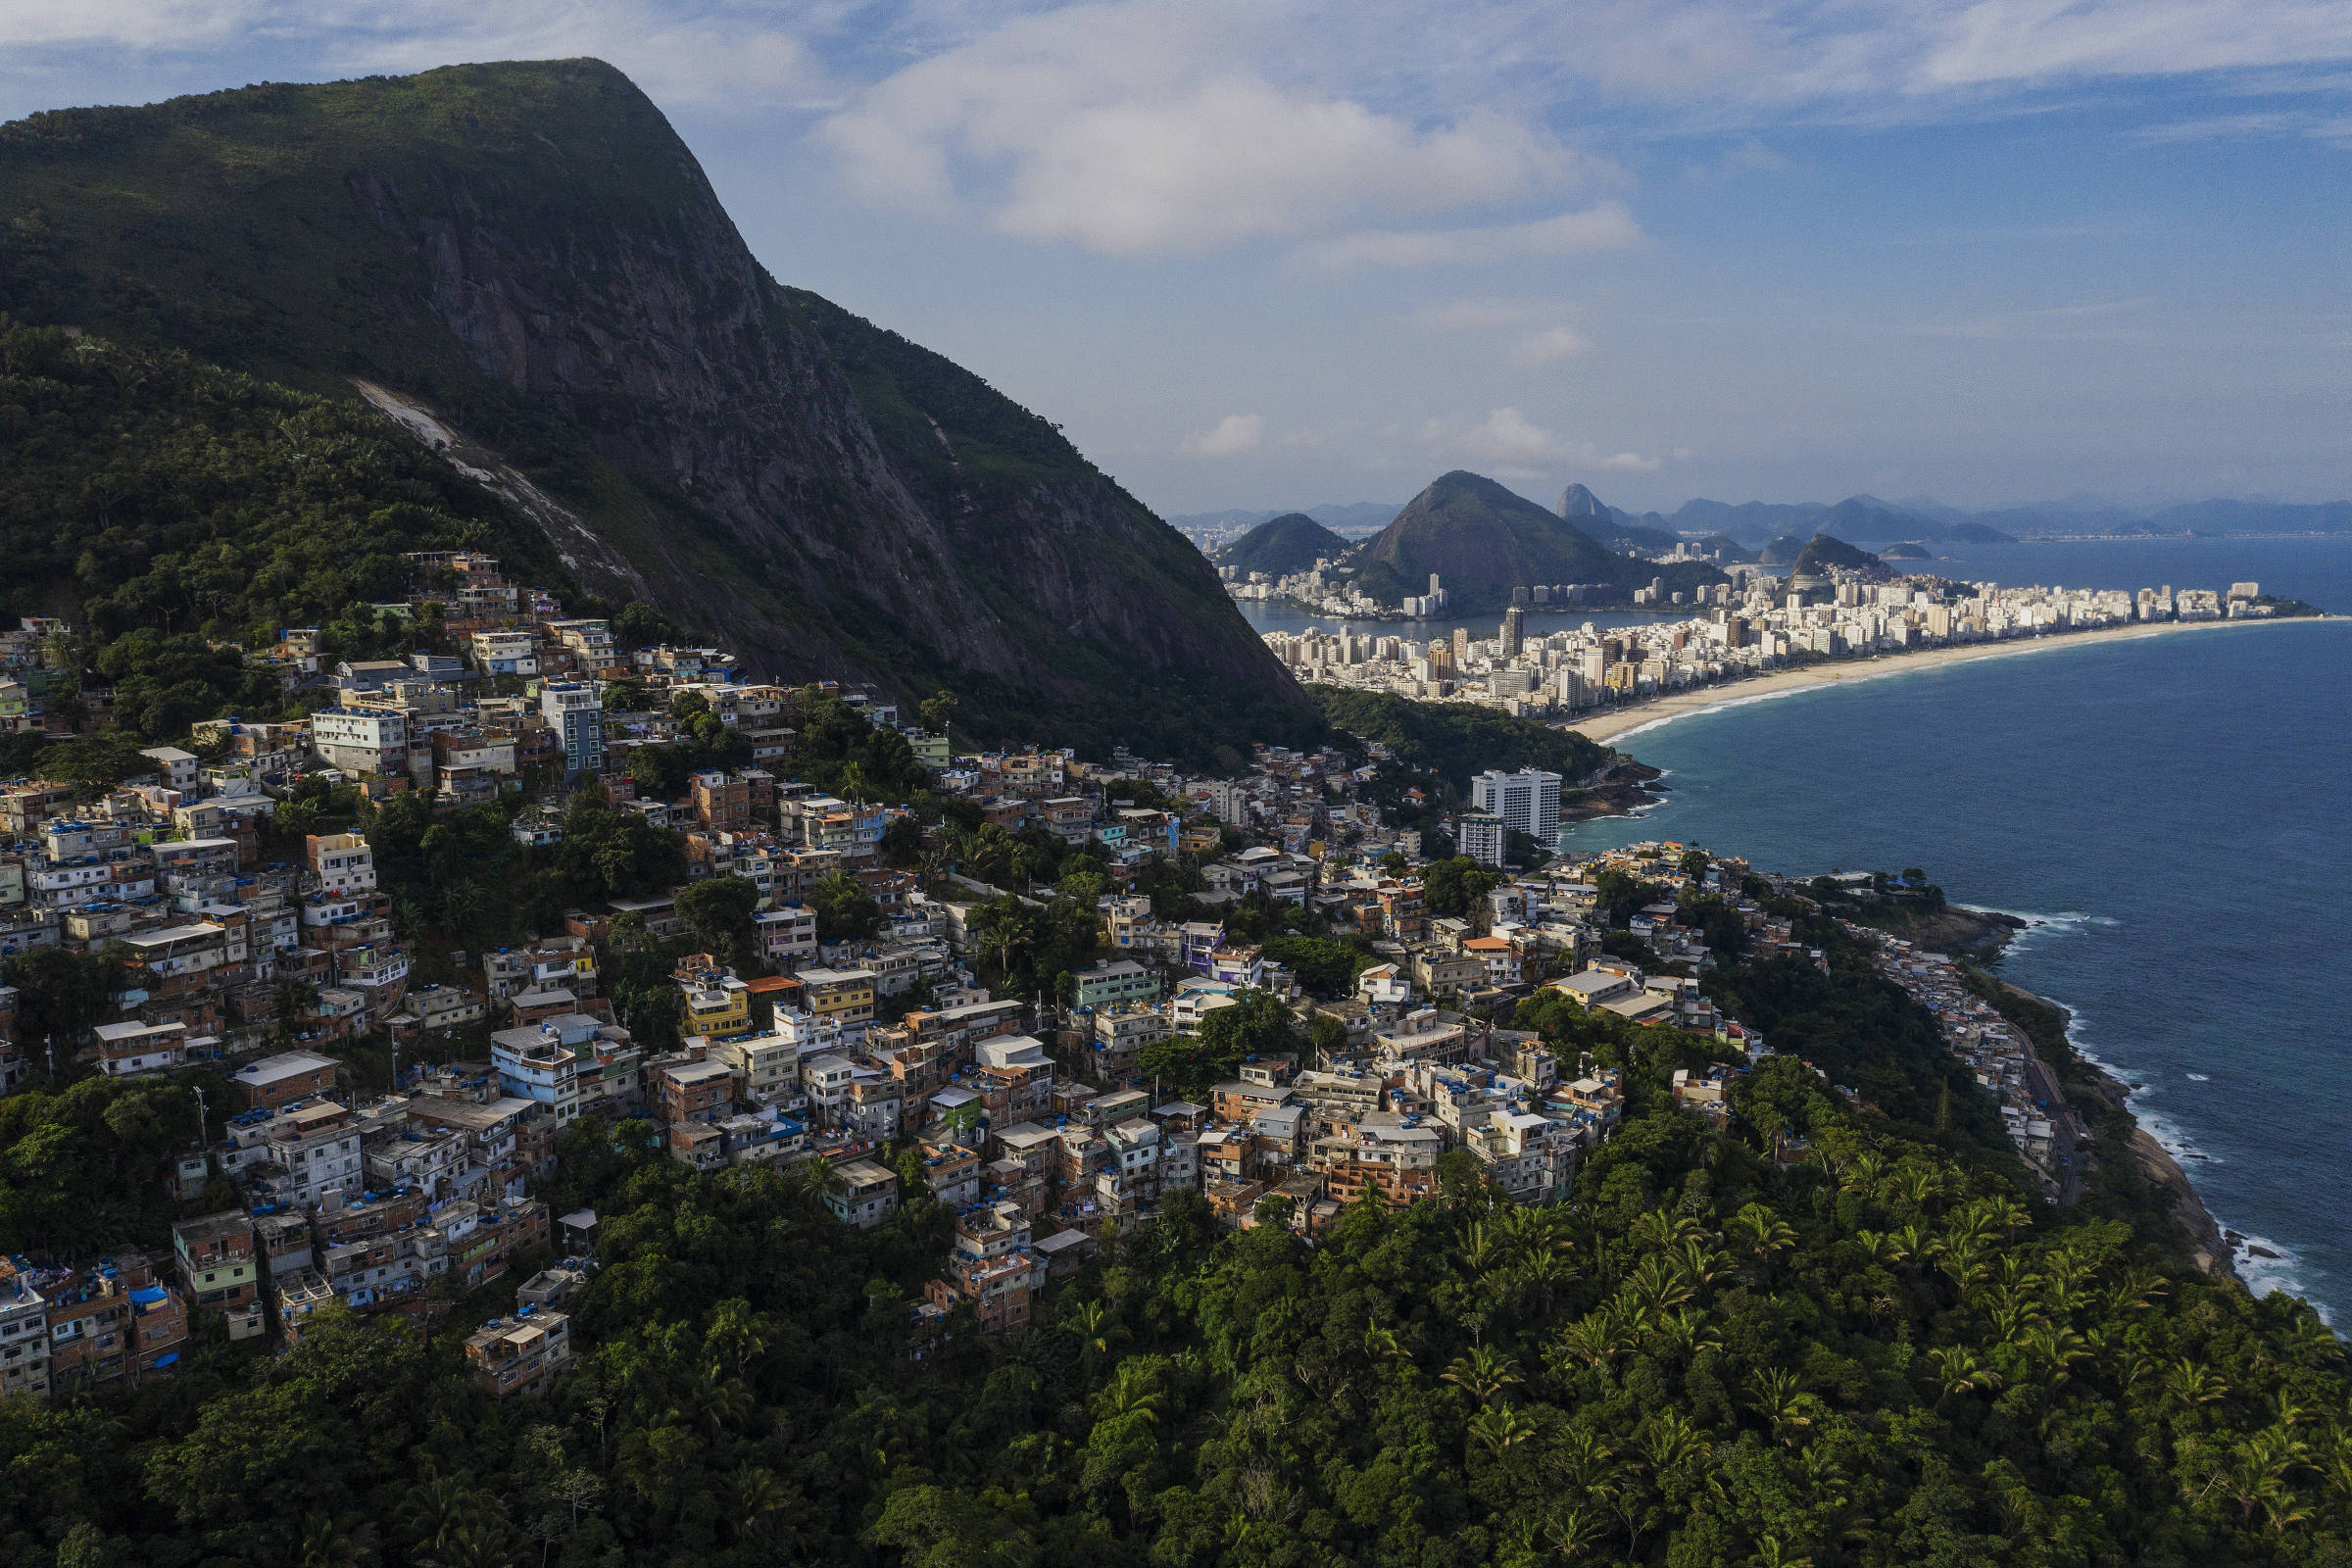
[1558,484,1682,556]
[1756,535,1812,566]
[1558,483,1611,522]
[1876,541,1932,561]
[1666,496,2013,545]
[1169,501,1400,539]
[1213,514,1348,577]
[1352,471,1722,611]
[2148,499,2352,535]
[0,61,1316,762]
[1668,499,1833,543]
[1791,534,1881,576]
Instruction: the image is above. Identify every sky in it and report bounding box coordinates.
[5,1,2352,517]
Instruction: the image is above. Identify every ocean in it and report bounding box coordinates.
[1549,536,2352,1321]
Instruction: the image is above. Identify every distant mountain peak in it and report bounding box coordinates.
[1559,482,1610,519]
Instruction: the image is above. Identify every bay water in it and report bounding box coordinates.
[1551,536,2352,1319]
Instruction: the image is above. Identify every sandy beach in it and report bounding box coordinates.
[1564,614,2331,746]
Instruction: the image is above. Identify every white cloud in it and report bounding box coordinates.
[1418,408,1664,479]
[1510,325,1589,365]
[0,0,834,112]
[1422,407,1565,470]
[1182,413,1263,456]
[1292,202,1642,271]
[822,2,1580,256]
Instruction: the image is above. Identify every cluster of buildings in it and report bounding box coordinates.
[1862,932,2083,1200]
[1257,573,2282,720]
[0,534,1993,1393]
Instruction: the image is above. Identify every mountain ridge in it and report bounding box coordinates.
[0,60,1318,761]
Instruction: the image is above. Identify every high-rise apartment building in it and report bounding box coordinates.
[1470,768,1563,842]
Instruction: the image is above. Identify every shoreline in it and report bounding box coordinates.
[1996,978,2236,1279]
[1561,614,2332,747]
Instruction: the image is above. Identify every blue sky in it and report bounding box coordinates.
[6,1,2350,516]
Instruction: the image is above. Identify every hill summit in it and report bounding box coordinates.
[1355,471,1722,611]
[1214,513,1348,578]
[0,60,1315,760]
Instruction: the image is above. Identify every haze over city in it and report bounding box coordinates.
[8,0,2352,514]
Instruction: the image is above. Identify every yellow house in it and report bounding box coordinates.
[681,974,754,1041]
[800,967,877,1028]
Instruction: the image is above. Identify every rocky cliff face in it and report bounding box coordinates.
[0,60,1313,760]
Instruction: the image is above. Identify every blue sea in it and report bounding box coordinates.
[1555,536,2352,1320]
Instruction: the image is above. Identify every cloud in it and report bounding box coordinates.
[1421,407,1565,472]
[822,2,1580,256]
[1182,413,1263,456]
[0,0,835,112]
[1292,202,1642,270]
[2132,109,2352,144]
[1592,450,1663,472]
[1510,325,1589,365]
[1418,408,1664,479]
[1899,296,2159,341]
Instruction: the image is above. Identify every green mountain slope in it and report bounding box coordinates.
[0,61,1317,762]
[0,323,579,746]
[1356,470,1722,612]
[1791,533,1881,575]
[1214,513,1348,577]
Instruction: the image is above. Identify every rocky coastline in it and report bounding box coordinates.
[1988,975,2236,1279]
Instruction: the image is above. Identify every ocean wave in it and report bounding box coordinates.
[2221,1225,2331,1325]
[1957,904,2121,959]
[2185,1072,2210,1082]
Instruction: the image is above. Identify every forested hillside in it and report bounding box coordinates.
[3,906,2346,1568]
[0,321,576,757]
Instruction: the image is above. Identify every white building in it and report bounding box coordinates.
[312,708,409,776]
[1454,812,1508,868]
[1469,769,1562,842]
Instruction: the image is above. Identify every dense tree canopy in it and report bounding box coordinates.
[6,932,2348,1567]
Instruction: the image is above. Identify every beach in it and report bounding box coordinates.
[1562,615,2325,746]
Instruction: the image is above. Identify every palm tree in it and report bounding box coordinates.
[1746,1367,1814,1445]
[1627,1254,1695,1313]
[298,1513,381,1568]
[2162,1357,2230,1408]
[1468,1404,1537,1456]
[1549,1315,1620,1374]
[1652,1306,1721,1364]
[1892,1163,1946,1212]
[1442,1346,1523,1403]
[1517,1250,1580,1315]
[1929,1345,2002,1397]
[1751,1536,1813,1568]
[1542,1506,1603,1560]
[1096,1361,1167,1429]
[1457,1219,1508,1279]
[1639,1408,1712,1473]
[724,1466,796,1544]
[1851,1229,1908,1265]
[1837,1152,1887,1195]
[399,1479,491,1564]
[1629,1209,1704,1250]
[1074,1299,1125,1371]
[1727,1203,1796,1284]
